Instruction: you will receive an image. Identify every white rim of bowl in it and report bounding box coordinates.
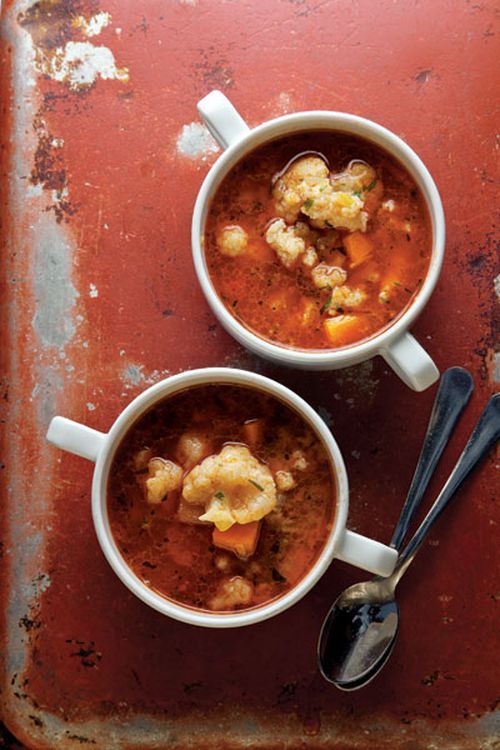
[192,111,445,366]
[91,368,349,628]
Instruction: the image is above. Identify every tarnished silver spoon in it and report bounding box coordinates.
[319,386,499,690]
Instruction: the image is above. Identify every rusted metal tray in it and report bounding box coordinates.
[1,0,498,748]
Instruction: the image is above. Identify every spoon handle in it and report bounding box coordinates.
[390,367,474,550]
[392,393,500,583]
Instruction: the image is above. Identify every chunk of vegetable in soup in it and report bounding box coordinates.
[204,132,432,349]
[107,385,335,612]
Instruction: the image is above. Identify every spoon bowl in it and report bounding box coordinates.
[318,579,399,686]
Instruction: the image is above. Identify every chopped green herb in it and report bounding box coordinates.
[353,190,362,198]
[320,294,333,315]
[248,479,264,492]
[393,281,402,287]
[303,198,314,210]
[404,287,413,294]
[366,180,377,192]
[214,491,225,500]
[319,185,328,192]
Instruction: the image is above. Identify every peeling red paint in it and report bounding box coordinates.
[0,0,498,748]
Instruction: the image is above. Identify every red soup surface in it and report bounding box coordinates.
[205,131,432,350]
[107,384,336,613]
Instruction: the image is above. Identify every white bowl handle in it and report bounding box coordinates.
[380,331,439,392]
[336,529,398,577]
[46,416,106,463]
[197,90,250,150]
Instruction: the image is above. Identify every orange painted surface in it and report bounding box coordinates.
[0,0,498,748]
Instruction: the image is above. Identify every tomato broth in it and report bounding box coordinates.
[107,385,336,612]
[204,131,432,349]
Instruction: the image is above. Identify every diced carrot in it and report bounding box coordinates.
[343,232,373,268]
[213,521,262,560]
[242,418,264,446]
[323,315,370,347]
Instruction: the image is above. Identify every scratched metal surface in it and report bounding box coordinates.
[0,0,499,748]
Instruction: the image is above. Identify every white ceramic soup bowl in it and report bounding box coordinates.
[47,367,397,628]
[192,91,445,392]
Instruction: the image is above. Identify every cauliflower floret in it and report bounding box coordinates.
[208,576,254,611]
[273,156,329,223]
[290,450,308,472]
[379,283,398,304]
[145,458,183,504]
[182,444,277,531]
[327,285,367,315]
[217,225,248,257]
[176,432,211,470]
[275,470,296,491]
[302,189,368,232]
[293,222,319,268]
[272,155,371,232]
[381,199,396,212]
[311,263,347,290]
[302,246,319,268]
[214,554,232,571]
[330,160,377,194]
[265,218,306,270]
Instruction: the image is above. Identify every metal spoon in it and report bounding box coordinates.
[390,367,474,550]
[316,367,472,685]
[316,367,472,686]
[318,391,500,690]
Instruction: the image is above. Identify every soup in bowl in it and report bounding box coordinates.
[108,383,335,613]
[46,368,397,628]
[193,92,445,391]
[205,133,432,350]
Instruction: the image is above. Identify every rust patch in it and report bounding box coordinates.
[30,113,77,222]
[31,130,66,192]
[192,47,234,92]
[66,640,102,669]
[18,0,128,93]
[17,0,100,50]
[18,615,41,633]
